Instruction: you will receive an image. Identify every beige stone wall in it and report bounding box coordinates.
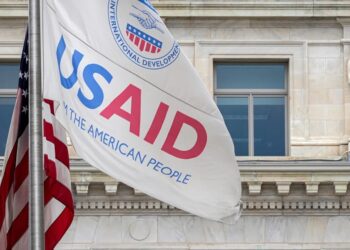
[1,1,350,158]
[2,2,350,250]
[162,18,350,157]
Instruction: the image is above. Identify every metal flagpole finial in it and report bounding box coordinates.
[29,0,44,249]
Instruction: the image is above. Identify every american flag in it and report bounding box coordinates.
[0,31,74,249]
[126,24,162,53]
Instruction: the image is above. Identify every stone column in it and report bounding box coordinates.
[337,18,350,156]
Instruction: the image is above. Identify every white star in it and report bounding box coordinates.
[22,89,28,98]
[25,55,29,63]
[19,72,23,79]
[22,106,28,114]
[24,72,28,80]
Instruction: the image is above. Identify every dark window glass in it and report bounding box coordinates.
[216,63,286,89]
[217,97,248,156]
[254,97,285,156]
[0,63,19,89]
[0,98,15,155]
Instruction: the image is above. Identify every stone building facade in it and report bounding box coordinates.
[2,0,350,249]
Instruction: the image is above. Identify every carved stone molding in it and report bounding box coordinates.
[306,182,320,195]
[247,182,262,195]
[153,0,350,18]
[104,181,119,195]
[276,182,291,195]
[2,158,350,214]
[0,3,28,18]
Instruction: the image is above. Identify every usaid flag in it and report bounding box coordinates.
[43,0,241,221]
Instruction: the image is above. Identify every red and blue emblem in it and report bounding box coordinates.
[126,24,162,54]
[108,0,180,70]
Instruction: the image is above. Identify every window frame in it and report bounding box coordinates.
[0,60,20,96]
[214,60,289,157]
[0,60,20,157]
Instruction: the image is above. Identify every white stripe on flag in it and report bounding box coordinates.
[44,198,65,231]
[12,178,29,220]
[12,229,28,250]
[3,90,22,162]
[15,127,28,166]
[44,138,71,190]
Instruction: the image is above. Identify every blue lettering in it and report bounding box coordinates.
[154,161,162,172]
[94,127,104,141]
[160,167,172,175]
[135,151,146,164]
[182,174,191,184]
[119,143,128,155]
[88,124,94,137]
[102,132,110,145]
[79,64,112,109]
[147,158,157,167]
[56,36,83,89]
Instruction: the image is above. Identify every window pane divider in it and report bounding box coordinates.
[215,89,287,95]
[214,61,288,157]
[0,89,17,95]
[248,94,254,156]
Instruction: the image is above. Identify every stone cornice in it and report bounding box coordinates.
[3,1,350,19]
[2,158,350,214]
[0,3,28,18]
[152,0,350,18]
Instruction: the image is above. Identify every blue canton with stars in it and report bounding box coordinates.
[17,30,29,139]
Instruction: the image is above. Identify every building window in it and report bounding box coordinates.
[0,63,19,156]
[215,62,288,156]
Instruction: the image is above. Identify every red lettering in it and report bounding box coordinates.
[162,111,207,159]
[100,84,141,136]
[144,102,169,144]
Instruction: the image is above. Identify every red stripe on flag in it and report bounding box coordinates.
[45,207,74,250]
[43,99,74,249]
[0,142,17,228]
[1,31,73,250]
[43,99,55,114]
[43,120,69,167]
[13,150,29,193]
[44,154,57,181]
[44,177,74,210]
[6,203,28,250]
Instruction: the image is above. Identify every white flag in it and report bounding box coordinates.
[43,0,241,220]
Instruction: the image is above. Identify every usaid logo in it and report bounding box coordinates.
[108,0,180,70]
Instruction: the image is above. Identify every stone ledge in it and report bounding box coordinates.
[0,3,28,18]
[152,0,350,18]
[73,196,350,216]
[2,158,350,214]
[4,1,350,18]
[56,242,350,250]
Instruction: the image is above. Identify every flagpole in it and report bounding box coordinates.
[29,0,44,248]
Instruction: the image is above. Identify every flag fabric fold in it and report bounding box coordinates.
[0,30,74,250]
[43,0,241,221]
